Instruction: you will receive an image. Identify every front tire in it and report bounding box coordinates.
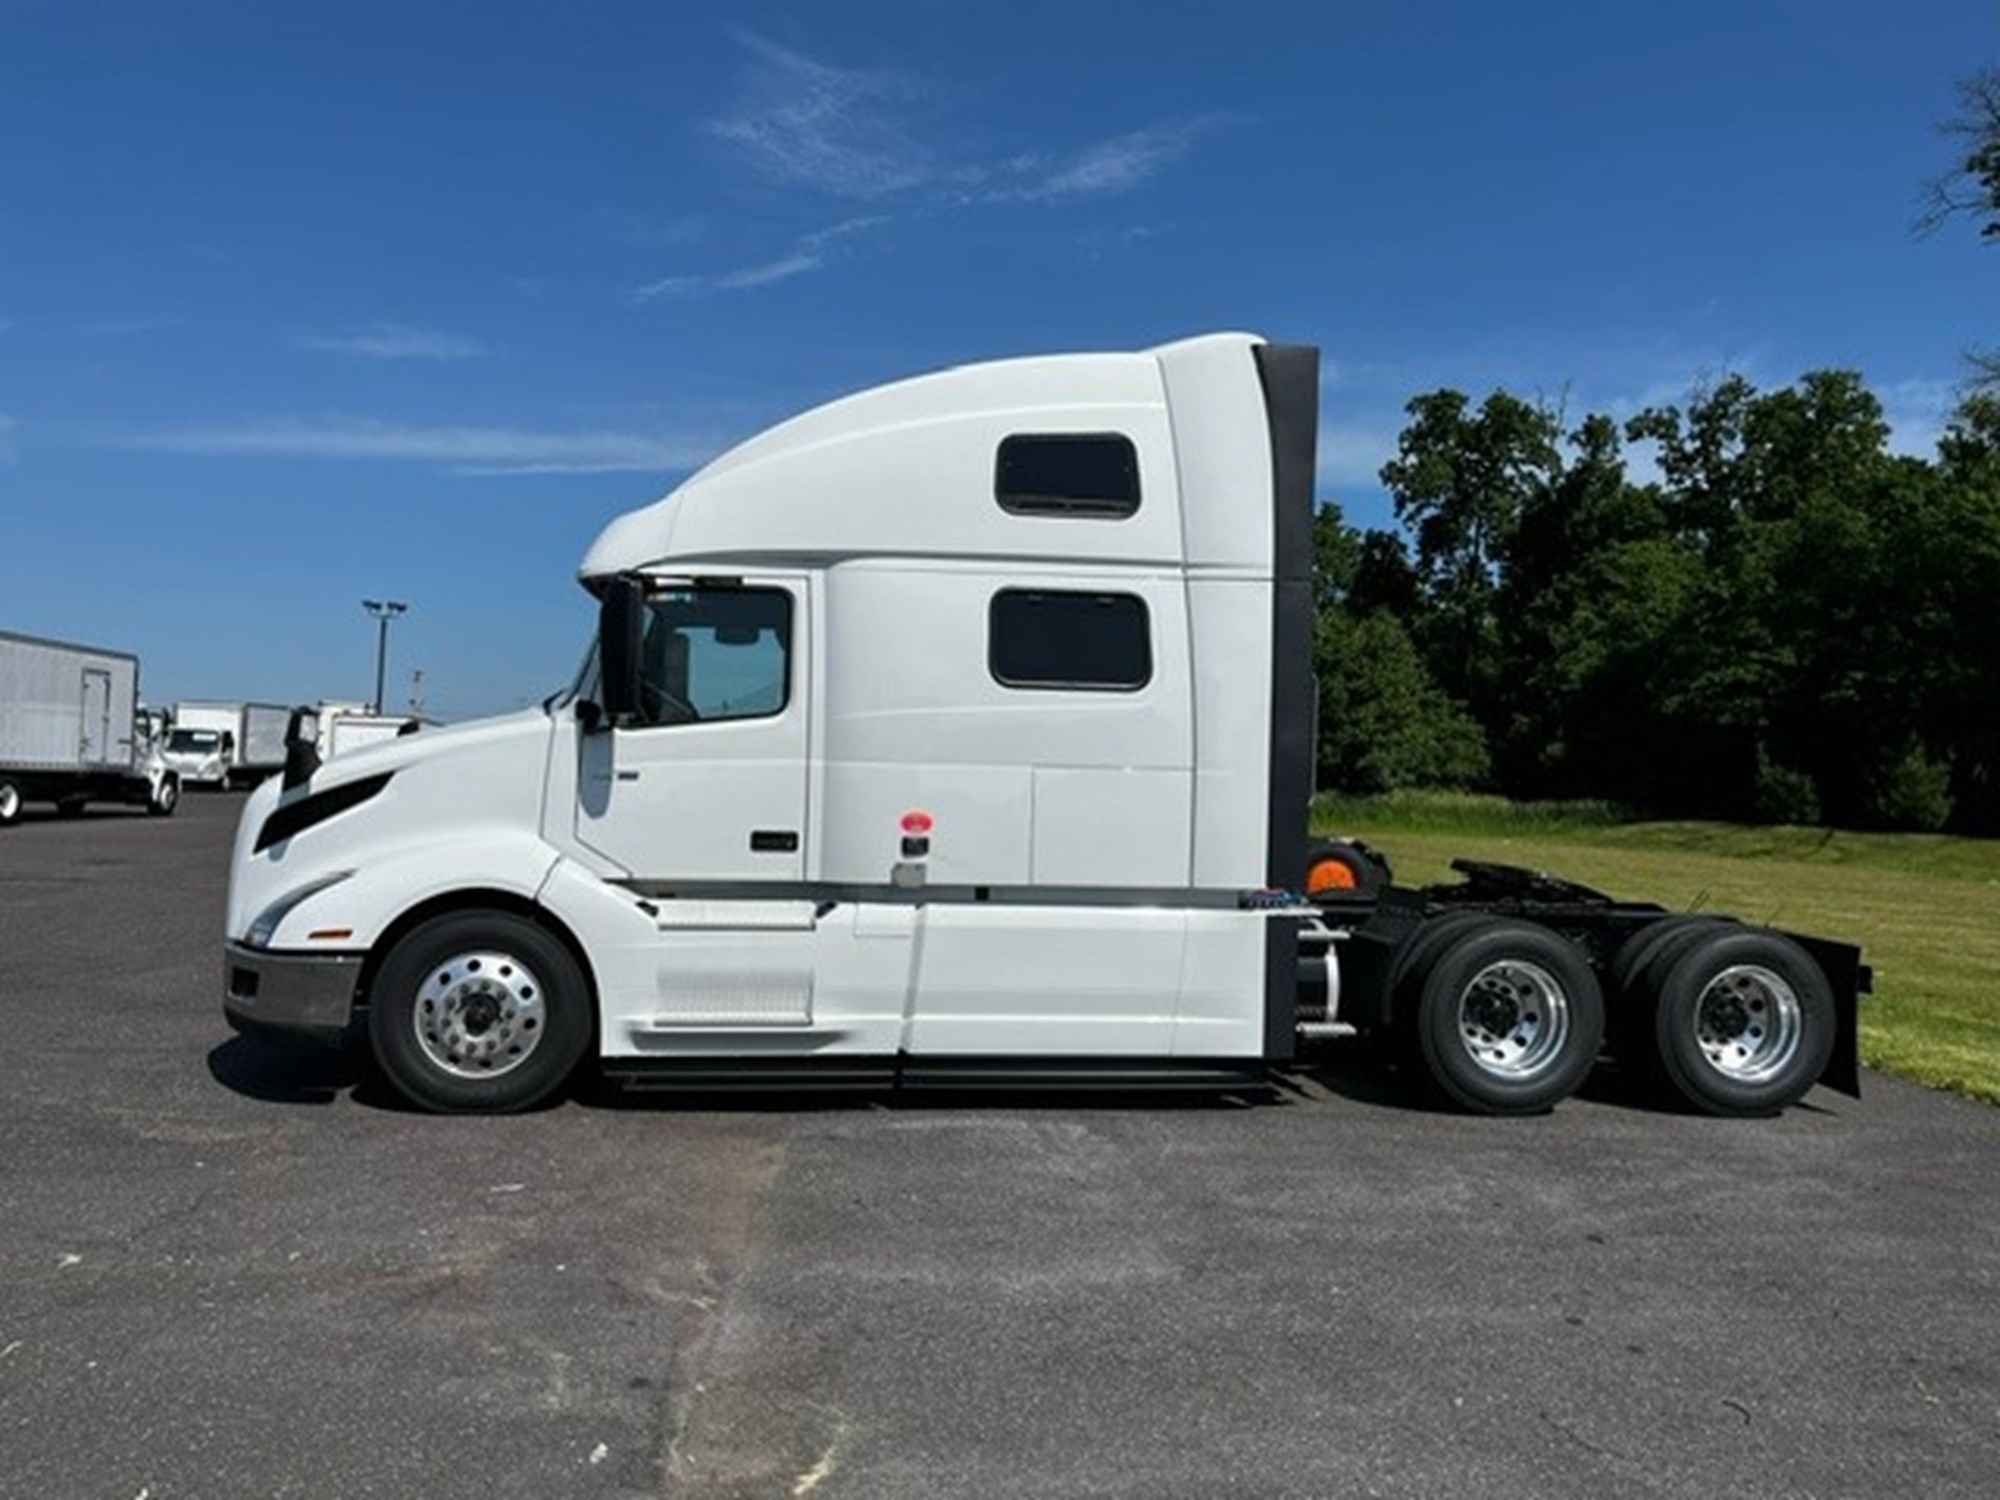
[149,776,180,816]
[0,780,21,827]
[1410,919,1605,1114]
[1648,930,1834,1116]
[368,911,593,1114]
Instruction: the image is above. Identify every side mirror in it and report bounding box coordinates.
[598,575,645,726]
[282,706,322,791]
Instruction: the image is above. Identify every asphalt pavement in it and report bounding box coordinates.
[2,791,1996,1499]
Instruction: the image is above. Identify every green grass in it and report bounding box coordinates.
[1314,791,2000,1105]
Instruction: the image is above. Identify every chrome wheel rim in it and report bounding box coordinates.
[412,949,547,1079]
[1457,960,1569,1079]
[1694,964,1801,1083]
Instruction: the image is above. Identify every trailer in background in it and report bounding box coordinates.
[166,701,290,789]
[310,701,429,760]
[0,631,178,825]
[326,712,426,759]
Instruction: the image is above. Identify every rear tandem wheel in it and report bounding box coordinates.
[1403,917,1606,1115]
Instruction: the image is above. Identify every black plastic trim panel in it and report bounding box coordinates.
[1253,342,1319,1054]
[254,773,392,853]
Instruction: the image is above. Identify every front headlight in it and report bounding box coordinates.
[248,871,355,949]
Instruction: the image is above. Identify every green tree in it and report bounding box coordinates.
[1918,64,2000,387]
[1309,501,1489,795]
[1379,389,1562,715]
[1313,608,1490,795]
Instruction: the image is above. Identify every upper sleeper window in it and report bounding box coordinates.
[989,590,1151,692]
[995,434,1140,518]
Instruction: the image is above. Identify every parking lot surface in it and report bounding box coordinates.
[2,791,1997,1498]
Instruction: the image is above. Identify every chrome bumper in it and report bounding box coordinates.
[223,942,363,1046]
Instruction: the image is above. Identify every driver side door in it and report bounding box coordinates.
[574,574,809,883]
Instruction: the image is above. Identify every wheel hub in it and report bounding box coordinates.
[413,950,548,1080]
[1694,965,1801,1083]
[1457,960,1569,1079]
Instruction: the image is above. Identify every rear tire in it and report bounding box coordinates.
[1608,915,1736,1063]
[368,911,593,1114]
[1410,919,1605,1114]
[1648,930,1834,1116]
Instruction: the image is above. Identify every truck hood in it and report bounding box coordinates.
[226,707,556,941]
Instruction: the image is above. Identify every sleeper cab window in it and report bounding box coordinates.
[995,434,1140,517]
[634,586,791,728]
[989,590,1151,692]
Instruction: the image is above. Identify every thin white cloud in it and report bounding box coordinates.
[1881,376,1958,459]
[707,31,935,198]
[706,32,1225,210]
[637,215,891,301]
[1078,224,1161,258]
[1317,420,1401,493]
[121,417,713,476]
[297,322,490,360]
[1018,120,1220,202]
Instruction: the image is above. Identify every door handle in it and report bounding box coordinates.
[750,829,800,853]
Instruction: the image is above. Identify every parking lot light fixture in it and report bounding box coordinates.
[362,600,408,714]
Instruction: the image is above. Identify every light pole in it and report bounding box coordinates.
[361,600,407,714]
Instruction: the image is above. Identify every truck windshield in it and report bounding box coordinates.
[547,641,599,712]
[167,730,222,752]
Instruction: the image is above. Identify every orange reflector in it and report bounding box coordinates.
[307,928,354,941]
[1306,860,1358,895]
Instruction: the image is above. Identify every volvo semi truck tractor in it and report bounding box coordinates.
[220,334,1867,1117]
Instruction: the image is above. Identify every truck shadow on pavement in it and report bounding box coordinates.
[208,1033,1291,1116]
[207,1033,1841,1119]
[206,1034,415,1111]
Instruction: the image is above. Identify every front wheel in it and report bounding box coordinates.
[0,780,21,827]
[367,911,593,1113]
[149,776,180,817]
[1410,919,1605,1114]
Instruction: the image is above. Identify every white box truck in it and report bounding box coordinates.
[1,631,179,824]
[166,701,289,789]
[313,703,425,760]
[220,334,1867,1118]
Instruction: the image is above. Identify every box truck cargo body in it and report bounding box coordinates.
[0,631,178,823]
[220,334,1867,1119]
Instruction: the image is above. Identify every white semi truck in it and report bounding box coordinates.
[221,334,1867,1117]
[1,631,179,824]
[166,701,289,789]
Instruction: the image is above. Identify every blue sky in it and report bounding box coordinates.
[1,0,1992,718]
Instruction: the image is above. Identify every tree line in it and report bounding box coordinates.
[1312,374,2000,833]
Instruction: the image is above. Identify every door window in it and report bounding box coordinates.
[634,587,791,727]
